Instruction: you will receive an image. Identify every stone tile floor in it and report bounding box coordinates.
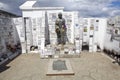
[0,52,120,80]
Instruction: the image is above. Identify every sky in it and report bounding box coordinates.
[0,0,120,17]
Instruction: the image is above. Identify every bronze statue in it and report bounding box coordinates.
[55,13,67,45]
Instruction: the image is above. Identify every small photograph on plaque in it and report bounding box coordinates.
[84,27,87,32]
[90,35,93,37]
[90,27,94,30]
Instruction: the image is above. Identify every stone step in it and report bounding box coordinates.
[53,54,80,58]
[59,54,80,58]
[40,54,80,59]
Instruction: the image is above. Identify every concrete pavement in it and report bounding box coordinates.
[0,52,120,80]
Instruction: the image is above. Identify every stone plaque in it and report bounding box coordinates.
[53,60,67,71]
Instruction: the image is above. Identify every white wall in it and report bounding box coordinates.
[97,19,107,50]
[22,10,63,18]
[79,18,107,51]
[12,18,26,53]
[104,29,120,53]
[22,10,43,18]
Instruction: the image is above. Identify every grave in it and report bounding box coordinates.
[53,60,67,71]
[46,59,74,76]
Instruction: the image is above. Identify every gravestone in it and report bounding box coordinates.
[53,60,67,71]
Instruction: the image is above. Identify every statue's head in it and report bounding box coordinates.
[58,13,62,19]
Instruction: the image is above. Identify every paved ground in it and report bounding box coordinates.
[0,52,120,80]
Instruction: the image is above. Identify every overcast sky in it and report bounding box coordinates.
[0,0,120,17]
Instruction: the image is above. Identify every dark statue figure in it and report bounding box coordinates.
[55,13,67,45]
